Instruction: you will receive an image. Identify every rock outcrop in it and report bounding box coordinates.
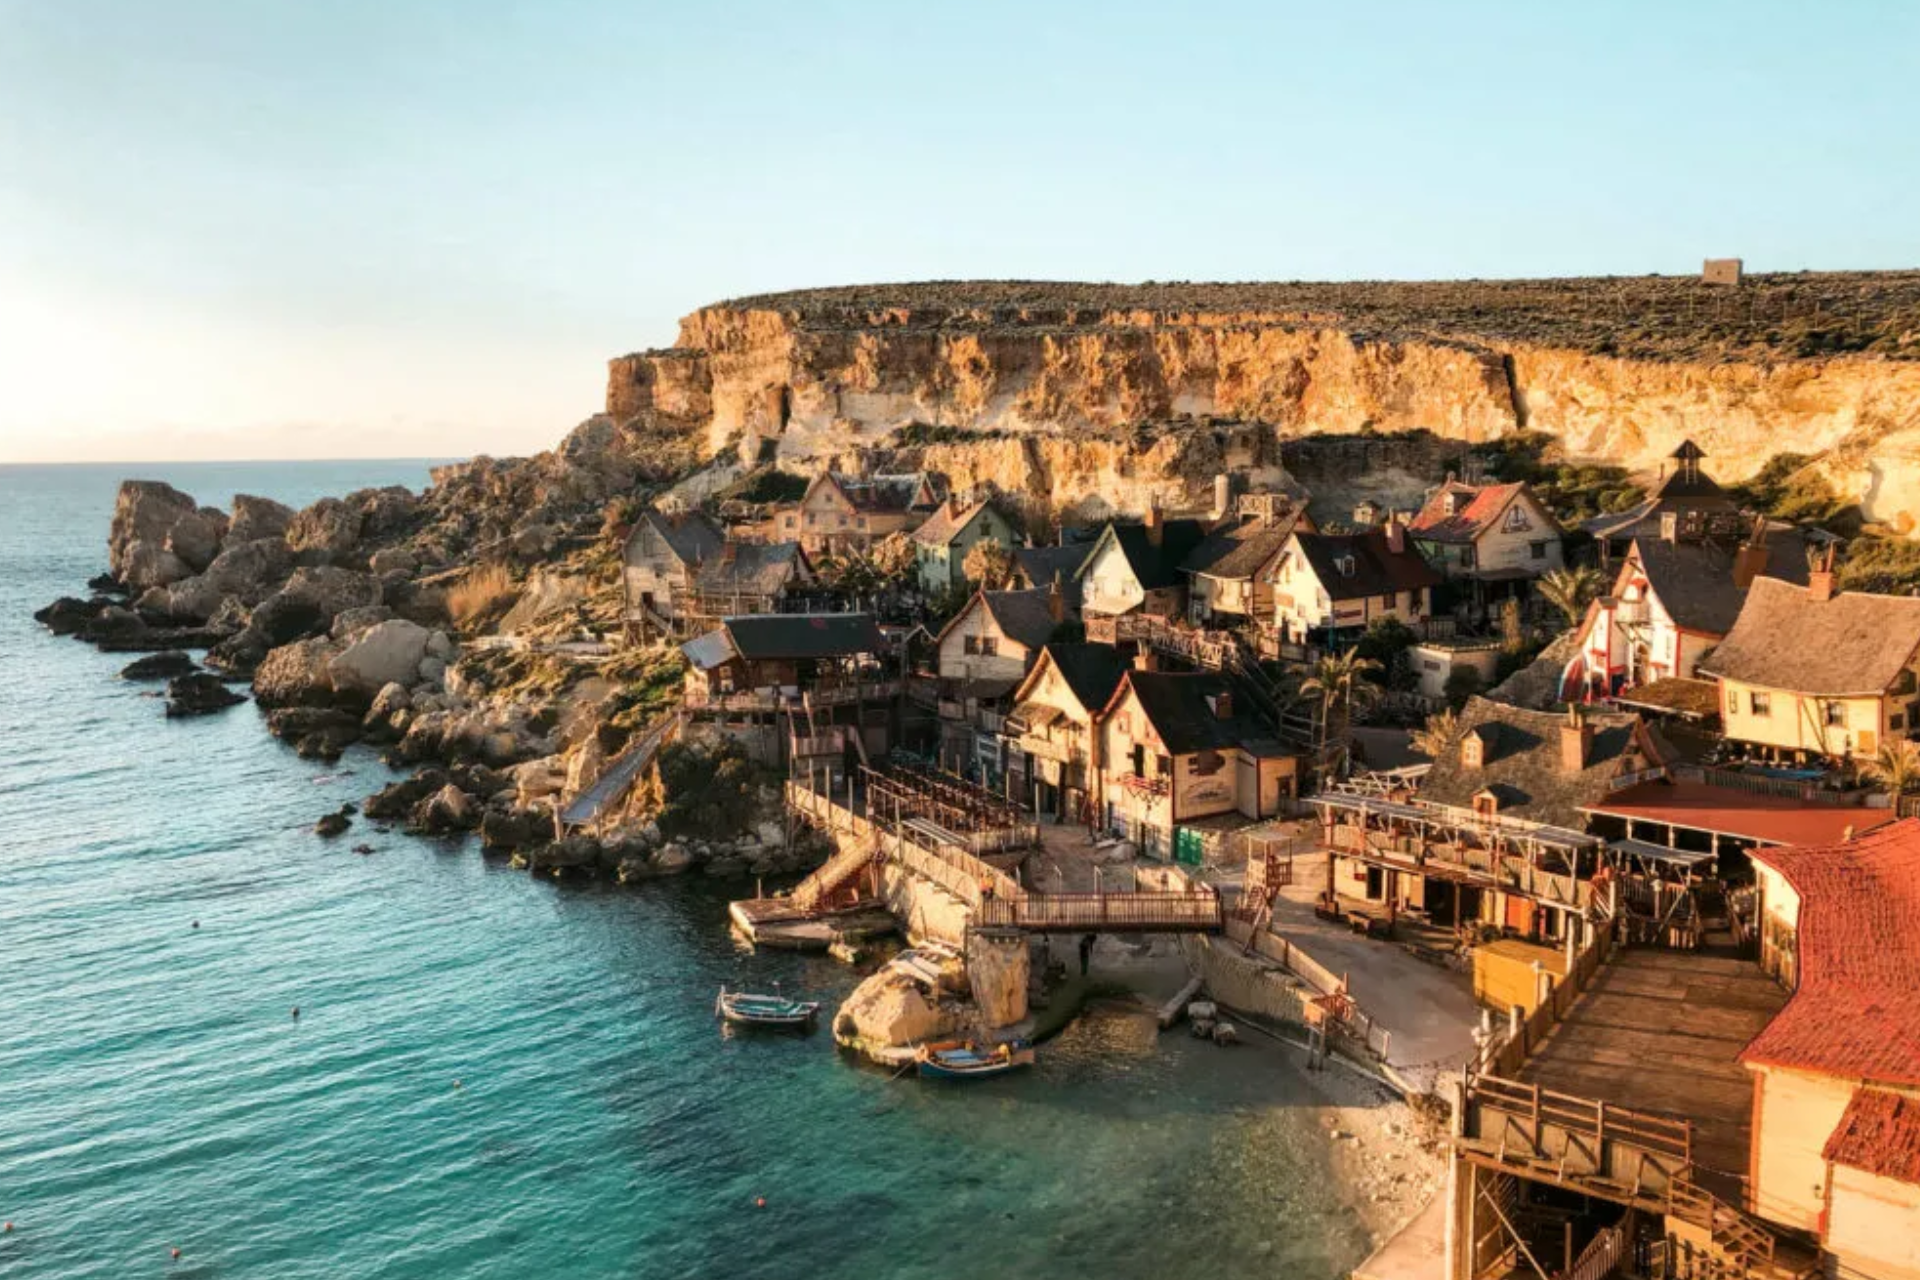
[608,275,1920,528]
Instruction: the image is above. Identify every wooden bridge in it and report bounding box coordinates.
[776,774,1226,935]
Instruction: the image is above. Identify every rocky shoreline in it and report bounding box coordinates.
[37,438,825,890]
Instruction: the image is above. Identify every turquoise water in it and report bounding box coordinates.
[0,462,1374,1279]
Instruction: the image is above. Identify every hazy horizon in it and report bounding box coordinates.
[4,0,1915,464]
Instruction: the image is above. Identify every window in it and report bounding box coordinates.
[1131,743,1146,775]
[784,516,797,530]
[963,636,980,656]
[1823,702,1846,728]
[1892,713,1906,732]
[1750,691,1771,717]
[1529,541,1548,560]
[1459,546,1476,569]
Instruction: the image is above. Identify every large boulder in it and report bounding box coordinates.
[832,969,955,1058]
[286,498,361,564]
[349,486,419,541]
[247,592,330,647]
[164,673,246,717]
[165,509,227,574]
[278,566,383,622]
[108,481,198,582]
[119,540,192,591]
[252,637,343,708]
[365,680,412,727]
[331,605,393,639]
[328,619,432,698]
[227,494,294,545]
[34,596,105,635]
[367,546,418,577]
[121,650,196,681]
[166,537,294,621]
[412,784,479,834]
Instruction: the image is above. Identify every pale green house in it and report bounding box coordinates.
[912,497,1021,594]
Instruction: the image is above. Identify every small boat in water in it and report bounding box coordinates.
[715,987,821,1030]
[915,1038,1035,1080]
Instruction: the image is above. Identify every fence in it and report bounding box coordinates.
[1473,920,1615,1077]
[975,891,1224,932]
[1672,763,1862,807]
[1222,915,1394,1061]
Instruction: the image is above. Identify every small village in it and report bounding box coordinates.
[579,435,1920,1280]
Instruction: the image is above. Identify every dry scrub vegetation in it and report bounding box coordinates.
[718,272,1920,364]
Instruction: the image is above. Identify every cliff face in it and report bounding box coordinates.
[608,276,1920,528]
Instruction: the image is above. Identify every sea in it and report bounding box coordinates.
[0,461,1376,1280]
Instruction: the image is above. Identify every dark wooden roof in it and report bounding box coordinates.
[1418,697,1652,828]
[1631,525,1810,636]
[1291,528,1442,601]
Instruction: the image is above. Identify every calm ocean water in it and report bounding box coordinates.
[0,461,1371,1280]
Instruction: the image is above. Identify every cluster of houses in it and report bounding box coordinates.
[624,443,1920,1280]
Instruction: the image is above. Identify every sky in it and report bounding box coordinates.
[0,0,1914,463]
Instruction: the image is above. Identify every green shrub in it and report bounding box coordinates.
[654,740,762,839]
[1838,536,1920,596]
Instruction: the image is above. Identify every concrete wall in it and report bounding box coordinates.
[1753,1065,1857,1232]
[1178,934,1311,1028]
[881,861,972,946]
[1827,1163,1920,1280]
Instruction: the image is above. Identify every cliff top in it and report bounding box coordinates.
[695,271,1920,363]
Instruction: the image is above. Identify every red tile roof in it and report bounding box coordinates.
[1583,781,1894,848]
[1742,819,1920,1087]
[1410,482,1528,544]
[1823,1088,1920,1185]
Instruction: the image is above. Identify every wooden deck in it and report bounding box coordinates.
[1518,946,1788,1193]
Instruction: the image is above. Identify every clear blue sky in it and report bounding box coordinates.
[1,0,1913,462]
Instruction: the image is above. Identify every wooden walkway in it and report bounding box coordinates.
[558,713,680,830]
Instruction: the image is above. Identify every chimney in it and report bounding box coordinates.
[1133,649,1157,672]
[1808,544,1839,603]
[1732,517,1771,591]
[1211,690,1233,721]
[1561,703,1594,773]
[1384,518,1405,555]
[949,495,963,518]
[1047,572,1066,624]
[1214,473,1233,521]
[1145,503,1163,547]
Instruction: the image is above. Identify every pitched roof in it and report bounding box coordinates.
[1409,482,1548,545]
[1652,463,1736,509]
[1631,524,1812,636]
[692,541,807,595]
[1822,1089,1920,1185]
[1289,528,1442,602]
[980,588,1067,651]
[626,508,724,566]
[1013,542,1093,589]
[1182,516,1301,581]
[1108,670,1244,753]
[1030,642,1128,714]
[1696,576,1920,696]
[1096,519,1212,591]
[1743,820,1920,1087]
[1417,696,1654,828]
[911,498,1001,547]
[682,612,885,667]
[836,472,936,513]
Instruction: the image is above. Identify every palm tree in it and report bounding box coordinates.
[1300,648,1383,776]
[1863,739,1920,811]
[1536,565,1606,628]
[1410,707,1460,759]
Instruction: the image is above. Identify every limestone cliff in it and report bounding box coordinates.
[608,274,1920,527]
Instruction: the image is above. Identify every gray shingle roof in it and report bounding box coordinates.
[1633,525,1811,636]
[1182,516,1300,581]
[981,588,1067,652]
[1292,529,1442,601]
[1417,697,1651,828]
[1696,577,1920,696]
[692,542,806,595]
[629,509,724,566]
[1037,642,1128,713]
[684,612,885,664]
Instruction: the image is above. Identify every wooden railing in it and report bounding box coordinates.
[687,678,902,713]
[975,891,1224,932]
[1472,921,1614,1077]
[1324,824,1593,911]
[1221,916,1394,1061]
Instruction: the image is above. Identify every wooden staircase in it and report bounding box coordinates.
[787,836,884,913]
[1669,1181,1778,1275]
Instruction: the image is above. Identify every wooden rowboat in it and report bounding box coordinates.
[715,987,821,1030]
[915,1038,1035,1080]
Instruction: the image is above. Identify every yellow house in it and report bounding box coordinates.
[1004,642,1128,823]
[1741,822,1920,1280]
[1269,523,1441,644]
[931,584,1070,779]
[1697,573,1920,760]
[1094,667,1297,862]
[765,472,938,555]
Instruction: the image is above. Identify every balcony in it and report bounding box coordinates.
[686,678,902,714]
